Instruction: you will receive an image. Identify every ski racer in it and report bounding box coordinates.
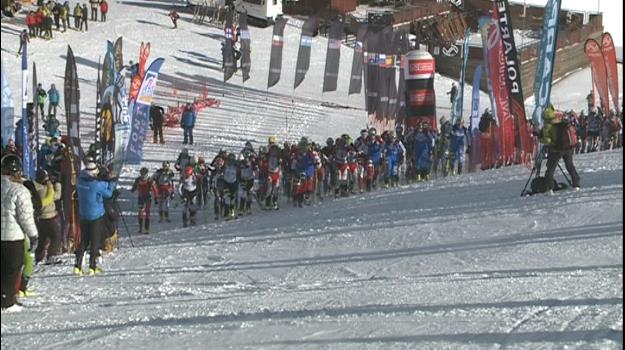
[151,161,175,223]
[131,167,157,234]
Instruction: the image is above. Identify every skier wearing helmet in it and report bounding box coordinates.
[180,164,198,227]
[265,136,282,209]
[195,157,210,208]
[131,167,157,234]
[366,128,384,190]
[222,153,239,219]
[384,133,406,188]
[151,161,175,223]
[238,152,257,215]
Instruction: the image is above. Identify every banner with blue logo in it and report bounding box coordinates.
[451,28,471,125]
[125,58,165,164]
[531,0,562,128]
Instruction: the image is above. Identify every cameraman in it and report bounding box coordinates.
[73,160,116,275]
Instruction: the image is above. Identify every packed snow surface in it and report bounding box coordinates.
[1,0,623,348]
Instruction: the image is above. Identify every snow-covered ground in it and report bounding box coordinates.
[1,149,622,349]
[1,1,623,348]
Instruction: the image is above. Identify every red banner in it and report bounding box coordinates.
[486,18,514,164]
[601,33,620,114]
[129,42,151,102]
[584,39,610,113]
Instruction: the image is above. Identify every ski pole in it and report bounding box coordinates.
[116,202,135,248]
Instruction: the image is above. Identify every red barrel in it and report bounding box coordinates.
[404,50,437,129]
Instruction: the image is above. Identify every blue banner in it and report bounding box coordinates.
[479,16,499,126]
[470,64,482,136]
[125,58,165,165]
[452,28,471,125]
[531,0,562,128]
[1,59,15,147]
[21,43,30,177]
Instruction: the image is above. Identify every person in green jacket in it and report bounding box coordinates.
[36,83,47,118]
[539,104,581,193]
[60,2,69,32]
[73,3,81,29]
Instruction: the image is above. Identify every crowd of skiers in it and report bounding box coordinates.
[17,0,109,52]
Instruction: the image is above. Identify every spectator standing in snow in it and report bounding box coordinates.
[18,29,29,55]
[1,156,38,312]
[80,3,88,31]
[99,0,108,21]
[73,3,81,29]
[447,82,457,104]
[33,169,62,265]
[60,1,69,32]
[52,2,61,30]
[180,103,196,145]
[168,9,179,29]
[36,83,47,117]
[47,83,60,117]
[89,0,98,20]
[150,104,165,144]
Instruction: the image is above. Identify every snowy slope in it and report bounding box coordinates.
[0,150,622,349]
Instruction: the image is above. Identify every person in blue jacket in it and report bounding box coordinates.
[47,83,60,117]
[414,122,435,181]
[74,161,116,275]
[180,103,196,145]
[384,134,405,188]
[449,118,469,175]
[366,128,384,190]
[294,138,316,206]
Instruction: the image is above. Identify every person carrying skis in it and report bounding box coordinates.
[180,103,196,145]
[99,0,108,21]
[168,9,179,29]
[384,133,405,188]
[1,155,38,312]
[538,105,581,193]
[449,118,468,175]
[131,167,157,234]
[151,161,175,223]
[47,83,60,118]
[33,169,62,265]
[414,121,435,181]
[74,161,115,275]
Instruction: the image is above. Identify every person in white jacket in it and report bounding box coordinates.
[1,155,38,312]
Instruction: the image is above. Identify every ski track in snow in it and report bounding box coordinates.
[2,1,623,349]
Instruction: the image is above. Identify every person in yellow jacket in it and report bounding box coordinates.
[539,104,581,193]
